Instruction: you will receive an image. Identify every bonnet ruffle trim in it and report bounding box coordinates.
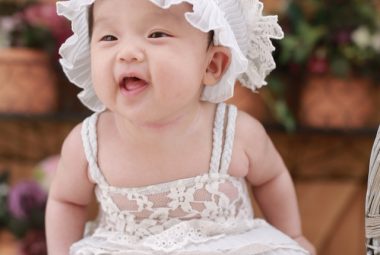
[236,0,284,92]
[57,0,105,112]
[56,0,283,112]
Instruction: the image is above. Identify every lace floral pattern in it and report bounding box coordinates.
[71,103,309,254]
[91,174,254,251]
[79,104,257,251]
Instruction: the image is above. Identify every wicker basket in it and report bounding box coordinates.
[298,75,376,129]
[0,48,57,114]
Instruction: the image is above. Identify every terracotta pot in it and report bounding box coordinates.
[227,82,273,123]
[264,0,287,14]
[373,86,380,127]
[298,75,376,128]
[0,48,57,114]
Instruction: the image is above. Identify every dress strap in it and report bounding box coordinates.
[209,103,226,174]
[81,112,108,186]
[209,103,238,175]
[219,104,237,174]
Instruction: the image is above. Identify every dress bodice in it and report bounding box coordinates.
[81,103,256,252]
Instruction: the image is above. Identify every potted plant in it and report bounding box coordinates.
[0,170,48,255]
[0,156,59,255]
[273,0,380,129]
[0,0,71,114]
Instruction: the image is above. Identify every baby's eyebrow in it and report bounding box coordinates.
[93,10,183,27]
[92,4,192,33]
[142,2,194,25]
[146,9,186,23]
[93,15,113,28]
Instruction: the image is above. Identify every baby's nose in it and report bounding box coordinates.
[118,43,145,63]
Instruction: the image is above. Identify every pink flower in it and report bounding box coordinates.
[7,181,47,220]
[23,3,72,54]
[307,56,329,74]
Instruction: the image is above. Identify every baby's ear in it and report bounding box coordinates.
[203,46,231,86]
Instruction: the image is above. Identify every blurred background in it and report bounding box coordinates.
[0,0,379,254]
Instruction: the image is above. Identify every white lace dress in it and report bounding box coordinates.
[70,103,309,255]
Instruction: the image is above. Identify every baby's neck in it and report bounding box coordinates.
[113,103,213,146]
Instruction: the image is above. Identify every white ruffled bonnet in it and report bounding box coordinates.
[57,0,284,112]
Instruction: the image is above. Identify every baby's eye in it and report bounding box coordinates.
[148,32,171,39]
[100,35,117,41]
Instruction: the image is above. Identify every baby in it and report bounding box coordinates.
[46,0,316,254]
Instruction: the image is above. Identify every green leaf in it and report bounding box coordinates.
[274,101,296,132]
[330,58,350,77]
[7,217,29,238]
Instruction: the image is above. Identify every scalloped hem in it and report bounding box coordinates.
[70,220,309,255]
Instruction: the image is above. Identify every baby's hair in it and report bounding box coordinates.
[88,4,94,40]
[87,4,214,47]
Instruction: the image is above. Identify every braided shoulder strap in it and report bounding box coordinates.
[220,104,238,174]
[81,112,108,186]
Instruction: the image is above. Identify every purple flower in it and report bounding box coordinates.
[333,29,352,45]
[7,181,47,220]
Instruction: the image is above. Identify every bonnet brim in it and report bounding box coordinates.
[56,0,283,112]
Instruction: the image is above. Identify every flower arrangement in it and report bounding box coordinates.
[276,0,380,79]
[0,171,47,255]
[263,0,380,130]
[0,0,72,115]
[0,0,71,56]
[0,155,59,255]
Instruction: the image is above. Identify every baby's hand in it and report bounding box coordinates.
[294,235,316,255]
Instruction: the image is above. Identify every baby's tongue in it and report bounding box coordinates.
[126,78,146,91]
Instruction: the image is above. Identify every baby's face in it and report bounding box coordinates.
[90,0,213,125]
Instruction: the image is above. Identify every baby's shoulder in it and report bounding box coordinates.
[60,122,86,165]
[227,108,269,177]
[234,108,269,145]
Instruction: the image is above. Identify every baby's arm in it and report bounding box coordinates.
[237,111,315,254]
[45,123,94,254]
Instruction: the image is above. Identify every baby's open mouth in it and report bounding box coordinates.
[120,77,149,95]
